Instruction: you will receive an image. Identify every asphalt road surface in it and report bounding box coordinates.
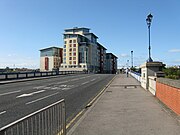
[0,74,115,128]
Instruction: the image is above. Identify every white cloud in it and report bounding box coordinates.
[168,49,180,53]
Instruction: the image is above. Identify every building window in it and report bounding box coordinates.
[73,61,76,64]
[69,48,72,51]
[64,49,66,52]
[69,40,72,43]
[73,40,76,43]
[73,52,76,56]
[69,61,72,64]
[64,53,66,56]
[69,53,72,56]
[69,44,72,47]
[69,57,72,60]
[45,57,49,70]
[64,41,67,44]
[73,44,76,47]
[73,48,76,51]
[73,57,76,60]
[64,45,66,48]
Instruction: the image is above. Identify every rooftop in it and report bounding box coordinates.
[106,53,118,58]
[39,46,61,51]
[97,43,107,50]
[84,33,98,38]
[64,27,90,31]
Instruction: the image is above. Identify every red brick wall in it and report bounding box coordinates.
[156,82,180,115]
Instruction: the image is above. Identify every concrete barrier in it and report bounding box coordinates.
[148,76,156,96]
[0,71,85,81]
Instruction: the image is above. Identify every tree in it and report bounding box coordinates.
[163,67,180,79]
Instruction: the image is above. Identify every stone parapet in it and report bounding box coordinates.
[157,78,180,89]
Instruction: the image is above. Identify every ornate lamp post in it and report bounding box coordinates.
[146,13,153,62]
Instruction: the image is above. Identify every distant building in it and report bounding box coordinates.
[97,43,107,73]
[61,27,99,72]
[106,53,118,74]
[39,27,118,74]
[40,47,63,71]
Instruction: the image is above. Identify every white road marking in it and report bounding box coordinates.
[50,86,63,90]
[60,85,67,87]
[33,86,45,89]
[90,79,96,81]
[82,81,90,85]
[26,92,59,105]
[16,90,45,98]
[62,88,70,91]
[0,111,6,115]
[44,87,51,89]
[0,90,21,96]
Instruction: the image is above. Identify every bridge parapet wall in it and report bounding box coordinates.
[156,78,180,115]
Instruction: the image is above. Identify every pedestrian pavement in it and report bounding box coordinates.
[68,74,180,135]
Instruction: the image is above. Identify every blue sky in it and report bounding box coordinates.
[0,0,180,69]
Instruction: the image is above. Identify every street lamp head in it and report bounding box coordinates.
[146,13,153,26]
[147,14,153,20]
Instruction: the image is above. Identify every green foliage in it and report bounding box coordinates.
[130,67,141,73]
[163,67,180,80]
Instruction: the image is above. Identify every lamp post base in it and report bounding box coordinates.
[147,57,153,62]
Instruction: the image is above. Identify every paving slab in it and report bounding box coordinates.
[68,74,180,135]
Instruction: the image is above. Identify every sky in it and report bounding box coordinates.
[0,0,180,69]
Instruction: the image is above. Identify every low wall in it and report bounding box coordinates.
[141,77,147,90]
[156,78,180,115]
[148,76,156,96]
[0,71,85,81]
[129,71,141,82]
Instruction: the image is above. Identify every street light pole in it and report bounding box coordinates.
[146,13,153,62]
[127,60,129,69]
[131,51,133,68]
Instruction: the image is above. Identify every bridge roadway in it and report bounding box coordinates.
[0,74,115,128]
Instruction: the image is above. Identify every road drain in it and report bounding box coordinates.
[124,86,137,89]
[110,85,139,88]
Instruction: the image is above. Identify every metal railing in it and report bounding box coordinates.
[0,99,66,135]
[129,71,141,82]
[0,71,86,81]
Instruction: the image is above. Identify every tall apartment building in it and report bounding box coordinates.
[61,27,99,72]
[40,47,63,71]
[97,43,107,73]
[106,53,118,74]
[39,27,118,73]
